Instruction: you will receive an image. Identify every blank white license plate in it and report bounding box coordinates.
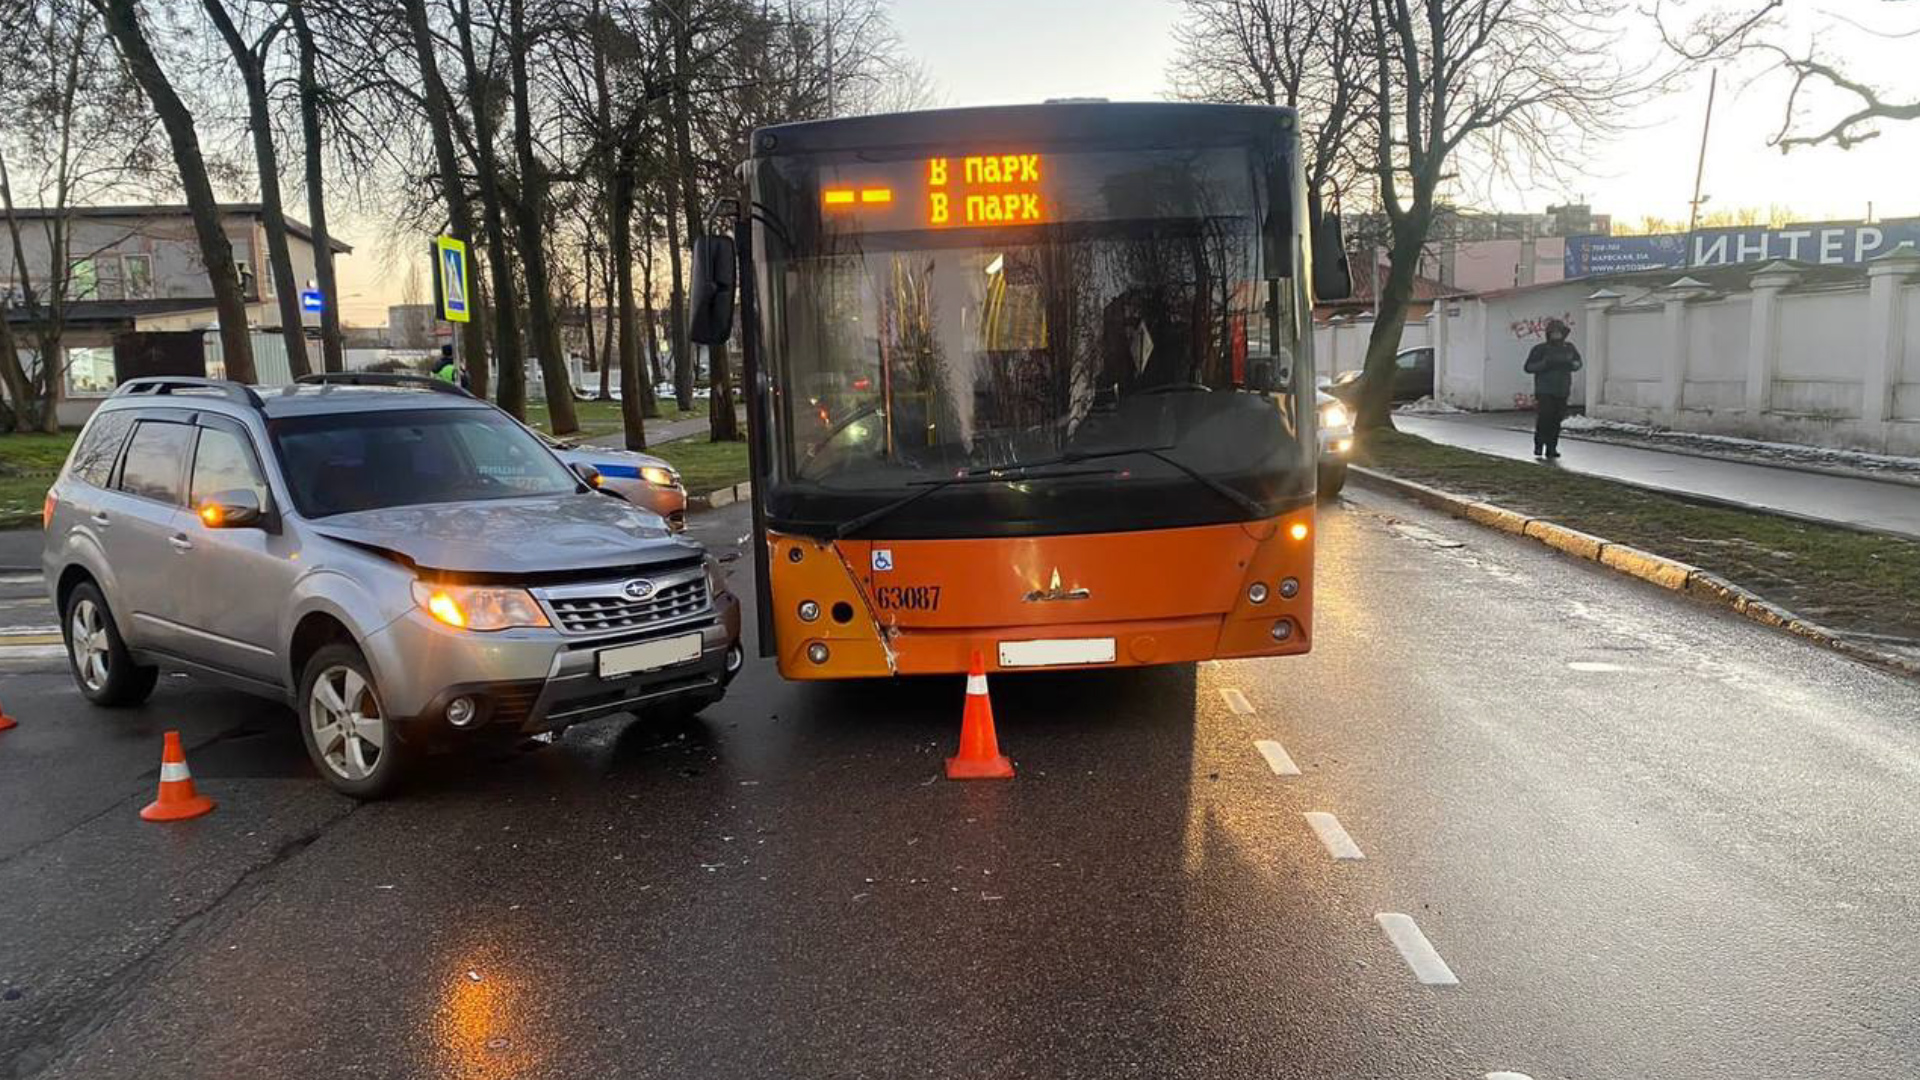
[998,638,1117,668]
[597,633,703,678]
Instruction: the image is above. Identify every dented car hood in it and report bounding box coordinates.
[310,493,700,575]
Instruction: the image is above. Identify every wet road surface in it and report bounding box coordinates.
[3,493,1919,1079]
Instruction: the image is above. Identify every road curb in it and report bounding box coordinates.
[1349,465,1920,680]
[688,481,752,513]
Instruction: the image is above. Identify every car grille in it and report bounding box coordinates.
[546,578,710,634]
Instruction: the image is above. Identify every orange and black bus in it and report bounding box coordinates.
[691,101,1351,678]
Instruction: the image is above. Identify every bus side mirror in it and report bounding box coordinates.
[690,234,737,346]
[1312,214,1352,302]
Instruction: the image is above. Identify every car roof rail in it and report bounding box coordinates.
[295,372,475,398]
[113,376,266,409]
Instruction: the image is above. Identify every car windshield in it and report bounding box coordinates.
[270,407,579,517]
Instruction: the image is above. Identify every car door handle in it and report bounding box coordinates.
[90,512,111,527]
[169,534,194,552]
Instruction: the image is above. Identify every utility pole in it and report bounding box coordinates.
[1685,68,1718,267]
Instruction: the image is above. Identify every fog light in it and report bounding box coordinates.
[806,642,830,665]
[1289,522,1309,541]
[798,600,821,622]
[1270,619,1295,642]
[726,645,744,673]
[1248,582,1269,604]
[446,696,479,727]
[1336,438,1353,454]
[1279,577,1300,599]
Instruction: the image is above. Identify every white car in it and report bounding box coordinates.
[1316,389,1352,500]
[532,431,688,531]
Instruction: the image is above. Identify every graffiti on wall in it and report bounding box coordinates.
[1510,312,1575,340]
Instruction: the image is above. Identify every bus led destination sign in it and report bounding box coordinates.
[823,153,1046,229]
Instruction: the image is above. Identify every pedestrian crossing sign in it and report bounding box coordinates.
[434,235,470,323]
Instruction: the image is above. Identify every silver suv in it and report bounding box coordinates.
[42,375,743,797]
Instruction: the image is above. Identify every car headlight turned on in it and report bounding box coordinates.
[411,581,551,631]
[641,465,679,487]
[1320,401,1351,429]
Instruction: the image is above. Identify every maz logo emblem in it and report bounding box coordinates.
[622,579,657,601]
[1023,568,1091,603]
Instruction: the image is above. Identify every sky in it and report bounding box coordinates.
[335,0,1920,325]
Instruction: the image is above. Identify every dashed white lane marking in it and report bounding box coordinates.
[1254,739,1300,776]
[1567,660,1628,672]
[1219,687,1254,715]
[1304,811,1364,859]
[1375,913,1459,985]
[1486,1073,1535,1080]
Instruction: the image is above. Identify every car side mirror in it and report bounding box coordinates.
[1312,213,1352,302]
[689,234,737,346]
[196,489,265,529]
[569,462,605,490]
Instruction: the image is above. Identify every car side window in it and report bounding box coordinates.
[189,425,270,509]
[1395,352,1419,370]
[116,420,195,506]
[68,410,136,488]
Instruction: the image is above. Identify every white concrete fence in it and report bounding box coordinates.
[1579,245,1920,456]
[1318,243,1920,456]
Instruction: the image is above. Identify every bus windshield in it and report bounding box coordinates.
[754,142,1313,537]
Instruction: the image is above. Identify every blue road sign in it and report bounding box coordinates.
[301,289,324,313]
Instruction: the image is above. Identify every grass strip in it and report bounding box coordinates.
[649,438,750,496]
[1355,428,1920,644]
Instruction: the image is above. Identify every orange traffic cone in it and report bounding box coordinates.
[0,697,16,731]
[140,730,215,822]
[946,650,1014,780]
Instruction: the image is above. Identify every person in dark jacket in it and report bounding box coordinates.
[1523,319,1582,459]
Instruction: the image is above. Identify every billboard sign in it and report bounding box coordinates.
[1566,220,1920,278]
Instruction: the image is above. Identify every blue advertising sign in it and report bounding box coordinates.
[1566,220,1920,278]
[300,289,324,313]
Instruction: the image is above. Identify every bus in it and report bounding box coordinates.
[691,101,1352,679]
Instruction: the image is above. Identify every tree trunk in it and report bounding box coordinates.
[507,0,578,434]
[403,0,491,399]
[456,0,523,415]
[202,0,310,379]
[668,11,737,441]
[637,207,661,419]
[97,0,255,383]
[598,245,617,401]
[665,194,691,412]
[1354,216,1430,431]
[291,2,345,373]
[609,162,646,450]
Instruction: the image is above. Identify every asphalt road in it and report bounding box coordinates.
[3,493,1919,1079]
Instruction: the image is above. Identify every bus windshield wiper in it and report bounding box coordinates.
[976,443,1267,517]
[831,466,1118,539]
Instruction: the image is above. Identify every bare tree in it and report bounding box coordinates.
[453,0,528,417]
[288,0,346,372]
[0,0,161,429]
[93,0,259,382]
[1654,0,1920,151]
[202,0,315,378]
[1351,0,1644,429]
[1167,0,1371,238]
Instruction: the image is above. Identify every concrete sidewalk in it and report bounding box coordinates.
[1395,412,1920,541]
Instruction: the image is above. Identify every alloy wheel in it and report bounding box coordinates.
[308,665,387,781]
[70,598,109,692]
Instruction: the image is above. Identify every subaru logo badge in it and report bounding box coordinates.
[622,579,656,600]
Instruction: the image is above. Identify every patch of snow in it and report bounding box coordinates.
[1563,415,1920,480]
[1394,396,1466,415]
